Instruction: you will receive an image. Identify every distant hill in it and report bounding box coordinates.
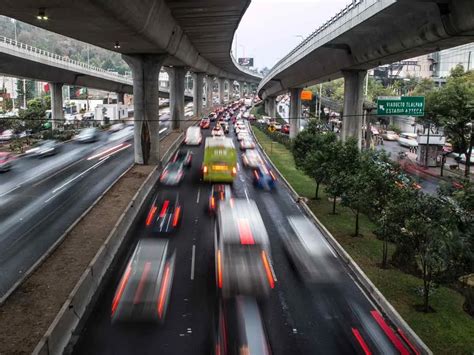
[0,16,129,75]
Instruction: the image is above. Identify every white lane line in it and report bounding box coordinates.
[33,158,84,186]
[237,162,240,171]
[0,184,22,198]
[52,156,110,194]
[196,188,201,204]
[190,245,196,280]
[244,188,250,201]
[159,127,168,134]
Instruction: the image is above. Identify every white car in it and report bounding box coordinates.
[237,131,249,141]
[382,130,399,141]
[273,123,282,131]
[398,133,418,148]
[185,126,202,145]
[212,126,224,137]
[242,150,263,168]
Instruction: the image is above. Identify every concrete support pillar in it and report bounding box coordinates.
[50,82,63,130]
[122,54,166,165]
[169,66,186,131]
[206,76,214,109]
[267,97,276,118]
[192,72,205,119]
[239,82,244,99]
[341,70,366,148]
[289,88,302,139]
[117,92,125,104]
[218,78,225,105]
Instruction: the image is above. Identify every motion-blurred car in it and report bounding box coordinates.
[214,297,272,355]
[253,165,276,190]
[200,118,210,129]
[146,191,182,233]
[242,149,263,168]
[212,126,224,137]
[208,184,232,214]
[215,199,274,298]
[283,216,341,283]
[236,131,249,141]
[108,125,134,142]
[172,149,192,167]
[74,127,100,143]
[185,126,202,146]
[382,130,399,141]
[0,152,14,172]
[240,139,255,150]
[221,122,230,134]
[25,140,60,158]
[0,129,15,141]
[109,123,125,132]
[160,161,185,186]
[111,239,175,323]
[398,132,418,148]
[281,124,290,134]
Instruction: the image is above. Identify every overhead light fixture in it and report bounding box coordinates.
[114,41,121,49]
[37,8,48,21]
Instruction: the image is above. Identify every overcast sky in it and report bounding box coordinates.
[234,0,350,70]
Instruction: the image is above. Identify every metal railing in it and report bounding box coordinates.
[0,35,132,84]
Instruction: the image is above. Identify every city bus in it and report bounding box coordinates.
[202,137,237,183]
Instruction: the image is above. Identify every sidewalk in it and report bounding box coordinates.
[0,120,196,354]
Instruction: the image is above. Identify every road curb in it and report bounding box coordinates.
[249,124,432,355]
[32,132,186,355]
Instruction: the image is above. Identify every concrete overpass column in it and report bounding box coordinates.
[50,82,63,130]
[289,88,302,139]
[192,72,205,119]
[206,76,214,109]
[266,97,276,118]
[122,54,166,165]
[218,78,225,105]
[169,66,186,131]
[239,82,244,99]
[341,70,366,148]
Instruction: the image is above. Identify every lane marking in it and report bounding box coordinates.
[196,188,201,204]
[244,188,249,201]
[159,127,168,134]
[0,184,22,198]
[33,158,84,187]
[52,156,110,194]
[190,245,196,280]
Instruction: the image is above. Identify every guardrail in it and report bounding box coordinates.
[0,35,133,84]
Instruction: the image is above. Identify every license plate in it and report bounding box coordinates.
[212,165,228,171]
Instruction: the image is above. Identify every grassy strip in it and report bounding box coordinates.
[252,126,474,355]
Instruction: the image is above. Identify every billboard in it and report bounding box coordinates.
[238,57,254,67]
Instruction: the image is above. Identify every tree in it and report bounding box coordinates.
[325,138,359,214]
[402,194,456,312]
[412,78,435,96]
[425,65,474,177]
[16,79,35,108]
[18,97,48,132]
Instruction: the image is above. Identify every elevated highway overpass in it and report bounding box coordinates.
[258,0,474,140]
[0,0,261,164]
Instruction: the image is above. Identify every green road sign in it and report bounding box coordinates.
[377,96,425,116]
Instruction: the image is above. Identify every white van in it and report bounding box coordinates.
[185,126,202,146]
[398,132,418,148]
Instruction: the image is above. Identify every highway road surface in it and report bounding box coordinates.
[72,115,415,354]
[0,106,188,299]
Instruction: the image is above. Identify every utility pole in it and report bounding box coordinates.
[23,79,26,108]
[317,84,322,119]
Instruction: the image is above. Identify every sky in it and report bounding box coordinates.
[234,0,350,70]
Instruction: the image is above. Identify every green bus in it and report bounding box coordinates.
[202,137,237,183]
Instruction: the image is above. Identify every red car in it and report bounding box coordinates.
[281,124,290,134]
[200,118,210,129]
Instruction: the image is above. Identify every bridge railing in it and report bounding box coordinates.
[262,0,383,87]
[0,35,132,83]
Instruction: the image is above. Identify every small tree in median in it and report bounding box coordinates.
[325,138,359,214]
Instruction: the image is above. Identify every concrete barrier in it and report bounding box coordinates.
[32,133,186,355]
[249,123,432,355]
